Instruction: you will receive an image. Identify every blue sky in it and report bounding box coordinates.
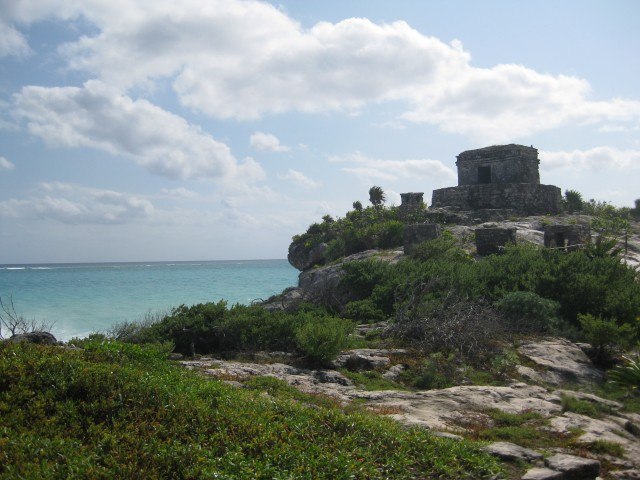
[0,0,638,263]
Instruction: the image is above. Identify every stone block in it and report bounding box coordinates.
[543,225,590,251]
[475,227,516,256]
[403,223,441,254]
[544,454,600,480]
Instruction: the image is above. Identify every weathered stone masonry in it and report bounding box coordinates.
[431,144,562,215]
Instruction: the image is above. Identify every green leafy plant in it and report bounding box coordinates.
[578,313,633,364]
[368,185,386,209]
[495,291,561,333]
[609,354,640,392]
[295,317,354,366]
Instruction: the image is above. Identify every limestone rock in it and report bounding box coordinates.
[333,349,407,371]
[482,441,543,462]
[610,469,640,479]
[521,467,564,480]
[548,412,638,461]
[287,241,328,271]
[8,331,58,345]
[518,338,603,386]
[297,249,403,310]
[544,454,600,480]
[382,364,406,381]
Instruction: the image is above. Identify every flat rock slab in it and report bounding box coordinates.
[518,339,603,386]
[333,348,407,370]
[544,454,600,480]
[521,468,564,480]
[483,441,543,462]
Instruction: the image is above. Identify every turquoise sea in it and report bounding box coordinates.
[0,260,298,341]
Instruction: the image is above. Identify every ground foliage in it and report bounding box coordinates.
[0,341,501,479]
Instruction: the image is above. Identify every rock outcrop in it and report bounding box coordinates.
[7,331,59,345]
[178,337,640,478]
[264,249,403,311]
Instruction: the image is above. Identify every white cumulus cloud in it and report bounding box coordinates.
[541,146,640,171]
[249,131,290,152]
[278,169,322,190]
[13,80,264,182]
[0,182,154,224]
[0,156,15,171]
[329,151,456,184]
[2,0,637,141]
[0,20,31,57]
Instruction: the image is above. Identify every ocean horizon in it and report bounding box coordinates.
[0,259,299,341]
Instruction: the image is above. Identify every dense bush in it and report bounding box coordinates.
[0,342,501,479]
[391,290,508,360]
[495,291,562,333]
[295,316,354,366]
[341,299,386,322]
[578,313,634,364]
[340,240,640,344]
[109,301,352,360]
[290,201,429,265]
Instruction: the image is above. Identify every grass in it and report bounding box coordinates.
[583,440,625,457]
[458,409,580,450]
[0,341,502,479]
[339,369,407,391]
[561,394,615,418]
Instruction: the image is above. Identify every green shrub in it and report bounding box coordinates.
[609,354,640,392]
[342,299,386,322]
[409,233,471,263]
[0,342,502,479]
[295,317,354,366]
[578,313,633,363]
[411,353,456,390]
[495,291,562,333]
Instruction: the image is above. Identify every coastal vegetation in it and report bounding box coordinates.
[0,340,500,479]
[2,188,640,478]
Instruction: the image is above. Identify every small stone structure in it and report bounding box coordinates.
[403,223,441,254]
[431,144,561,215]
[543,225,590,251]
[400,192,424,212]
[475,227,516,256]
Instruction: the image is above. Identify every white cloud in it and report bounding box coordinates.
[329,151,456,184]
[3,0,640,141]
[0,182,154,224]
[0,156,15,171]
[278,169,322,189]
[160,187,198,199]
[249,131,290,152]
[0,20,31,57]
[541,146,640,171]
[13,80,264,182]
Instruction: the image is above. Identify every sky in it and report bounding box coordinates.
[0,0,639,263]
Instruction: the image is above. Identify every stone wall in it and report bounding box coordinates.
[431,184,561,215]
[475,227,516,256]
[457,144,540,186]
[400,192,424,215]
[543,225,591,251]
[403,223,441,254]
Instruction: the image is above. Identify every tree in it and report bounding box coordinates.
[563,189,584,213]
[368,186,386,209]
[352,201,363,212]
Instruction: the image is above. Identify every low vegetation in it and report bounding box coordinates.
[3,188,640,478]
[0,341,501,479]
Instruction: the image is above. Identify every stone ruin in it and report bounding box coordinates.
[403,223,441,254]
[543,224,591,251]
[475,227,516,256]
[431,144,562,215]
[399,192,424,213]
